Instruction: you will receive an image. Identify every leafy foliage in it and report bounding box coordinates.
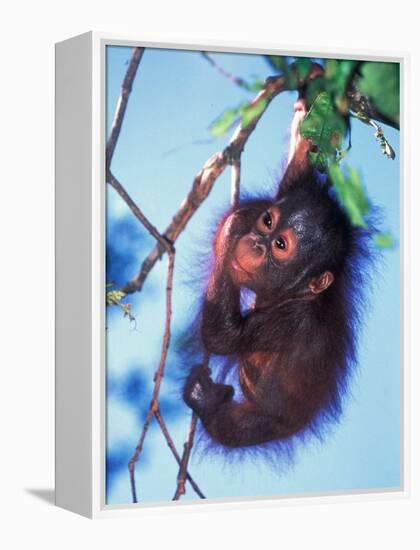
[357,62,399,125]
[106,283,136,323]
[265,55,290,74]
[209,102,248,137]
[106,285,126,305]
[324,59,359,110]
[265,56,312,89]
[328,163,370,228]
[209,99,268,137]
[300,92,347,170]
[328,163,393,249]
[205,53,399,248]
[373,232,393,249]
[265,55,294,87]
[294,57,312,81]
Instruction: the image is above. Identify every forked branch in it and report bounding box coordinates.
[106,46,204,502]
[173,413,199,500]
[107,48,320,503]
[119,74,287,295]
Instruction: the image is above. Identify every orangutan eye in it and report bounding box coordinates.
[262,212,272,228]
[257,209,278,235]
[275,237,286,250]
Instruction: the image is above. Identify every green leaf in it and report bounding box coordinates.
[328,163,370,228]
[245,79,265,92]
[358,62,400,125]
[264,55,298,89]
[329,165,394,248]
[106,288,136,323]
[300,92,347,170]
[295,57,312,81]
[374,232,394,249]
[325,60,358,98]
[209,102,248,137]
[106,289,126,306]
[265,55,289,73]
[209,97,269,137]
[305,76,326,108]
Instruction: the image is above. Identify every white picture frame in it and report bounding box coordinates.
[55,32,409,519]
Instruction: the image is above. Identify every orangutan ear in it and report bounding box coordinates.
[308,271,334,294]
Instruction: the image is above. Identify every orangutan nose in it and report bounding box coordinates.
[234,234,267,274]
[247,235,266,257]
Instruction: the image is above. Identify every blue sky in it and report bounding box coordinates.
[105,46,400,505]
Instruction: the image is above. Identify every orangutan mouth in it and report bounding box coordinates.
[231,257,253,281]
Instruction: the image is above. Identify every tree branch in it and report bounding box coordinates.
[128,251,176,502]
[201,52,253,91]
[107,171,174,254]
[106,47,144,169]
[108,56,323,502]
[173,413,199,500]
[172,352,209,501]
[119,74,286,295]
[106,45,206,503]
[155,408,205,499]
[109,178,206,503]
[230,158,241,207]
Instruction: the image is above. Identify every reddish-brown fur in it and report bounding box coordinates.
[183,117,372,450]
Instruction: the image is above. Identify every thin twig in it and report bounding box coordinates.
[108,56,321,502]
[113,189,204,500]
[128,407,154,503]
[105,44,205,502]
[201,52,253,90]
[173,413,199,500]
[155,409,205,499]
[128,251,175,502]
[171,353,211,500]
[119,74,287,295]
[107,171,174,254]
[120,151,225,294]
[106,47,144,169]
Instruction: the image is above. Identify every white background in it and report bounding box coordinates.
[0,1,418,548]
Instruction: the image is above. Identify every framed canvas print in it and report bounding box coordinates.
[55,32,407,518]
